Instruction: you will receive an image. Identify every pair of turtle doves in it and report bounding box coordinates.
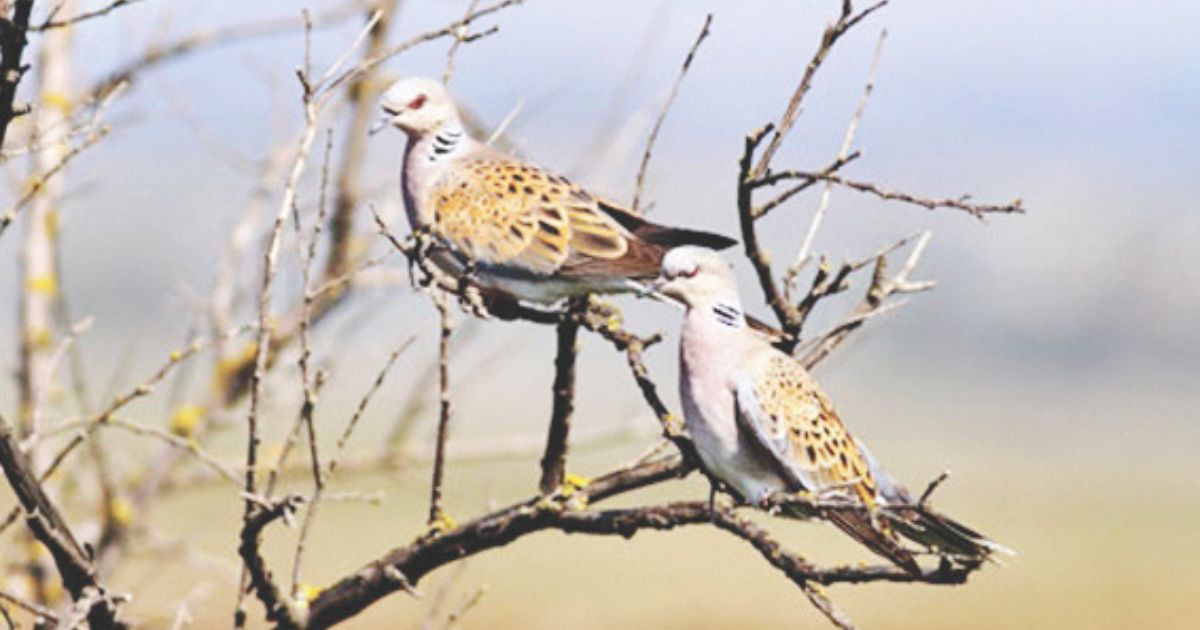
[377,77,1008,573]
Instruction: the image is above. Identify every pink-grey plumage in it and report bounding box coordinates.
[655,246,1011,572]
[377,77,736,305]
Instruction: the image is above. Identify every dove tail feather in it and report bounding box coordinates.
[883,506,1014,562]
[823,509,922,575]
[595,200,738,251]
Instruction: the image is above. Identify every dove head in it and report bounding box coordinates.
[379,77,461,136]
[655,246,742,310]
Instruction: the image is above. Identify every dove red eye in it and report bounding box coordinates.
[675,265,699,279]
[407,94,427,110]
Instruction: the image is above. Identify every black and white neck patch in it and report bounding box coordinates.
[429,128,464,159]
[710,302,743,328]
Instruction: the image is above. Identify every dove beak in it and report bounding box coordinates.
[370,105,405,135]
[639,277,666,298]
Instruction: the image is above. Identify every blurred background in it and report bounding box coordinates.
[0,0,1197,628]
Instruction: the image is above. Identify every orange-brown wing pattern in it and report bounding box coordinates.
[735,353,878,507]
[429,157,628,274]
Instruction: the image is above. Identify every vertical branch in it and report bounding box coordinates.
[16,0,71,606]
[0,413,123,629]
[324,0,399,282]
[292,337,412,597]
[785,28,886,297]
[18,0,73,435]
[737,124,798,329]
[442,0,481,85]
[750,0,887,180]
[236,31,324,626]
[538,298,583,495]
[244,102,319,508]
[428,291,455,524]
[630,13,712,214]
[0,0,34,149]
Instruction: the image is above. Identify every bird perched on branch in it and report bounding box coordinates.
[377,77,736,309]
[652,246,1010,572]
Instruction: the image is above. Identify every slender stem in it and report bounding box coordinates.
[428,291,455,524]
[538,299,583,494]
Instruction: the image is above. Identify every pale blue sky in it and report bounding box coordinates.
[1,0,1196,440]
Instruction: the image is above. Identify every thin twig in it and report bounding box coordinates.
[33,0,145,31]
[0,588,57,624]
[428,291,455,524]
[0,125,109,240]
[0,413,124,628]
[791,172,1024,218]
[630,13,712,213]
[291,336,414,597]
[442,0,483,85]
[325,0,528,94]
[785,28,887,297]
[87,0,367,101]
[750,0,888,180]
[325,0,399,281]
[800,231,934,368]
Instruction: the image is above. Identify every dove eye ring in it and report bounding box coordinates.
[407,94,428,110]
[675,265,699,279]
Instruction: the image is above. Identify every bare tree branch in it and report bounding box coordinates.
[750,0,888,180]
[786,28,887,296]
[33,0,145,31]
[0,0,35,149]
[537,298,583,495]
[427,290,455,525]
[0,413,125,629]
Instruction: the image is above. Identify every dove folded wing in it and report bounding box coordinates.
[429,156,630,276]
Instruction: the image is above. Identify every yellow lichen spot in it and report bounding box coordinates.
[24,538,47,557]
[169,404,204,437]
[41,91,73,113]
[28,326,53,350]
[295,583,322,606]
[214,343,257,390]
[41,580,64,605]
[26,274,58,296]
[564,473,591,489]
[170,350,182,361]
[429,511,458,533]
[44,209,60,237]
[22,175,42,195]
[108,497,134,528]
[662,412,686,436]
